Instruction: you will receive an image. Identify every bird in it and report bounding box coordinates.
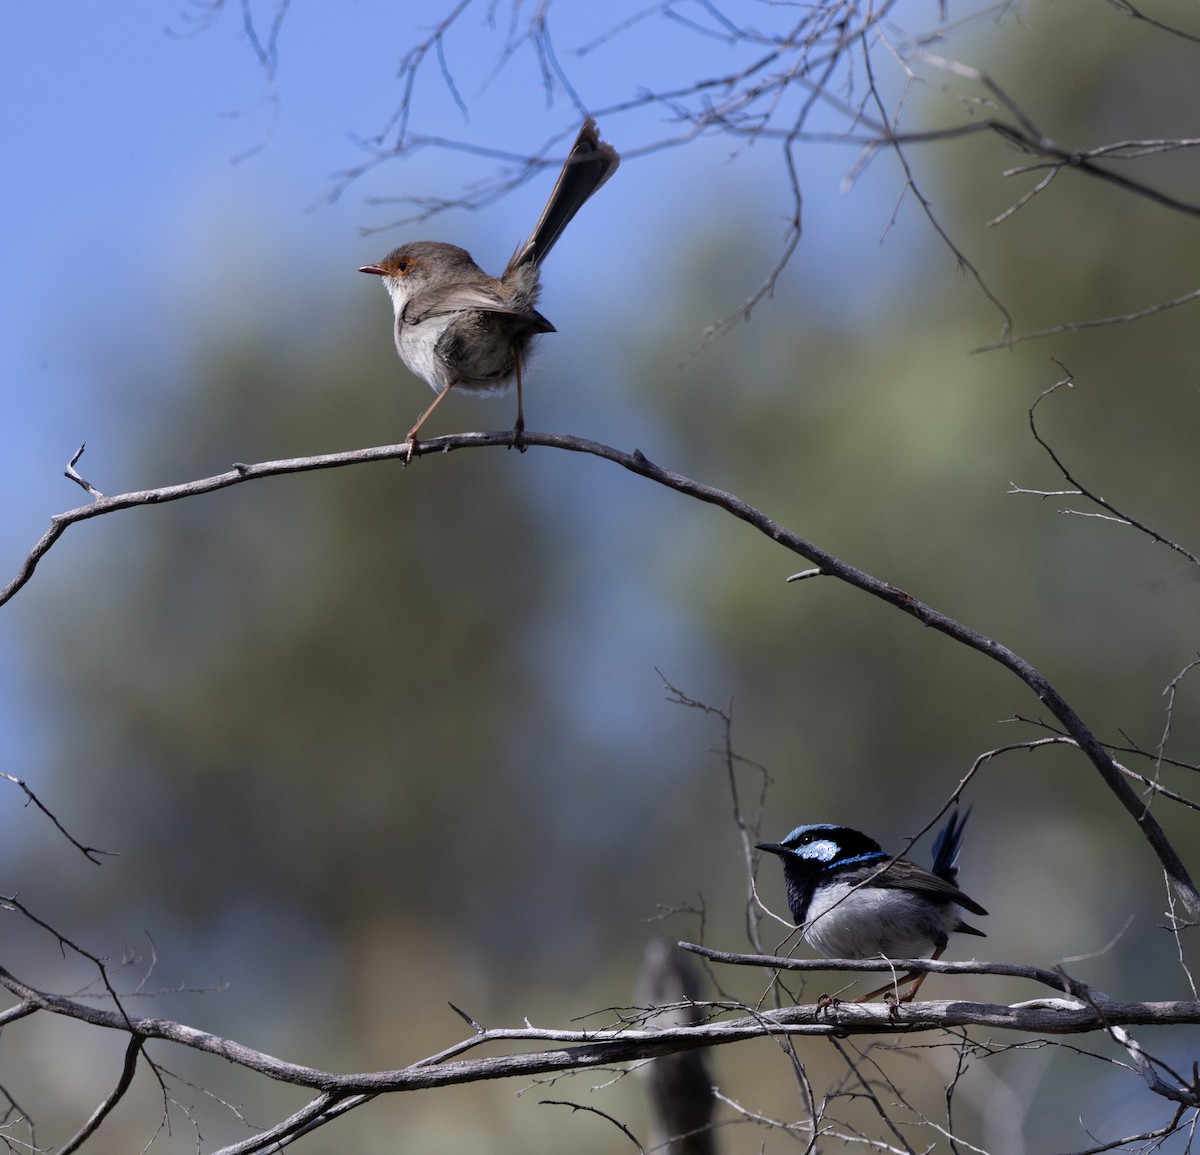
[359,119,620,460]
[755,809,987,1001]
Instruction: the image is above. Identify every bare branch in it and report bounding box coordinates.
[680,942,1109,999]
[1109,1025,1200,1107]
[6,427,1197,914]
[862,41,1013,337]
[1105,0,1200,46]
[974,284,1200,351]
[169,0,287,164]
[64,443,104,498]
[58,1036,143,1155]
[1159,657,1200,769]
[541,1100,647,1153]
[1062,1109,1193,1155]
[0,770,117,864]
[827,1035,921,1155]
[659,675,773,955]
[1019,373,1200,570]
[7,947,1200,1103]
[918,53,1200,219]
[211,1092,374,1155]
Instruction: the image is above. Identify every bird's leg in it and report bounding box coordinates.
[859,960,931,1003]
[853,970,919,1004]
[898,944,945,1003]
[404,384,456,464]
[511,350,527,452]
[851,944,948,1004]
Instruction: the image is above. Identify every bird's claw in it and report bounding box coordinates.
[510,417,527,453]
[816,993,842,1015]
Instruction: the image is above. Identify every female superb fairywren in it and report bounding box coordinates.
[360,120,620,461]
[756,810,987,1001]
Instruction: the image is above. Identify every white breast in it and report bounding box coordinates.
[396,315,454,395]
[803,881,960,960]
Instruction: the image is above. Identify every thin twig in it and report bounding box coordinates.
[0,771,116,863]
[541,1100,647,1152]
[58,1036,142,1155]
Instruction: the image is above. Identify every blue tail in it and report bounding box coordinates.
[930,807,972,885]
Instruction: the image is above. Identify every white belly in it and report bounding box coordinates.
[803,882,958,959]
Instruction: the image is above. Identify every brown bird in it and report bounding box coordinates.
[359,120,619,458]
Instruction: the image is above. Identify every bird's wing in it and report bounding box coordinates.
[405,282,553,331]
[850,857,989,917]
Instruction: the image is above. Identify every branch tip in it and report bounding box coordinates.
[448,1001,485,1033]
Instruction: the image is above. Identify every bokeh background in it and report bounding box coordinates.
[3,1,1200,1151]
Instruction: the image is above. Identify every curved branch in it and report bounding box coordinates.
[1,442,414,609]
[6,429,1197,915]
[4,954,1200,1102]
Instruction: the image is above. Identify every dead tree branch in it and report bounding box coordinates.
[5,427,1198,916]
[3,948,1200,1108]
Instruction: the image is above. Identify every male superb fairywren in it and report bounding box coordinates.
[756,810,987,1001]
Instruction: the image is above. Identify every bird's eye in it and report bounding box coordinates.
[396,258,412,273]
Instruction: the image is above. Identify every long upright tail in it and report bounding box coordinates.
[930,806,972,885]
[507,119,620,272]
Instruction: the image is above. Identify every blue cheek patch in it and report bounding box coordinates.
[796,839,840,862]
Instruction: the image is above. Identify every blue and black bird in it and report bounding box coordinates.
[756,810,987,1001]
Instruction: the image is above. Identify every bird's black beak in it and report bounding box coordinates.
[755,842,785,856]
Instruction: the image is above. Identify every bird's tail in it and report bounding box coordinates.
[930,807,972,885]
[507,119,620,273]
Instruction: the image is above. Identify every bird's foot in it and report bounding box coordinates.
[510,415,527,453]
